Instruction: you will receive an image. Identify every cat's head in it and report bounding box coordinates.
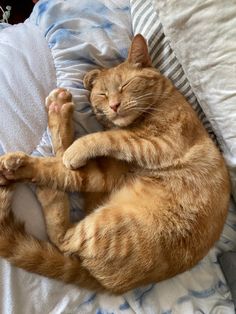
[84,34,161,128]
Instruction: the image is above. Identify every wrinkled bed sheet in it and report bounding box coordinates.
[0,0,235,313]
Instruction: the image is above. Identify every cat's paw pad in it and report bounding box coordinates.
[45,88,74,115]
[0,152,27,174]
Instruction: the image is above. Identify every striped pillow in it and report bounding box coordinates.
[130,0,216,141]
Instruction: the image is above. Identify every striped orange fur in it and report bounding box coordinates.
[0,34,230,294]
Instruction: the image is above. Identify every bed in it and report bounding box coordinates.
[0,0,236,313]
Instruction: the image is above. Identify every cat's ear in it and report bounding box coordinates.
[83,69,101,90]
[127,34,152,67]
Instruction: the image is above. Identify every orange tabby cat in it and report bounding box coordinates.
[0,34,230,294]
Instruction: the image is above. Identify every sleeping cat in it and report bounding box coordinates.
[0,34,230,294]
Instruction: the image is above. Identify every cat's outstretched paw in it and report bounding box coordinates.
[45,88,74,117]
[0,152,28,184]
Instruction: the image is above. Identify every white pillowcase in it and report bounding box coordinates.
[0,23,56,154]
[153,0,236,200]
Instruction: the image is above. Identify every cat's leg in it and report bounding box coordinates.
[36,187,72,247]
[45,88,74,157]
[0,185,14,222]
[53,183,164,294]
[0,89,74,259]
[63,129,178,171]
[0,153,81,190]
[0,155,128,193]
[35,88,75,247]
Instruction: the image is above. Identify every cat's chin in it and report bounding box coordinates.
[112,115,137,127]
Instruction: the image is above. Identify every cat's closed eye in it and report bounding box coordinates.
[96,92,107,97]
[120,78,136,92]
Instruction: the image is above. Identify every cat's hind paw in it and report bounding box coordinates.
[45,88,75,154]
[0,152,28,184]
[0,152,27,172]
[45,88,74,116]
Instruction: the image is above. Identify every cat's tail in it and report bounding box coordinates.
[0,186,103,292]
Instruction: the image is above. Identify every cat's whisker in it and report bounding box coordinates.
[135,91,171,98]
[121,104,137,112]
[133,109,165,118]
[123,101,137,106]
[125,91,172,107]
[134,93,154,100]
[122,101,153,112]
[123,96,154,109]
[122,105,163,117]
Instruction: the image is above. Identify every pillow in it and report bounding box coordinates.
[152,0,236,201]
[0,23,55,154]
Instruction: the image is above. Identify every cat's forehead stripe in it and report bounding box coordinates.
[101,69,123,89]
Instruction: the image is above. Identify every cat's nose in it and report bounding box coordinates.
[109,102,121,112]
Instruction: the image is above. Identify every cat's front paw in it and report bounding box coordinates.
[63,144,87,170]
[0,152,28,184]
